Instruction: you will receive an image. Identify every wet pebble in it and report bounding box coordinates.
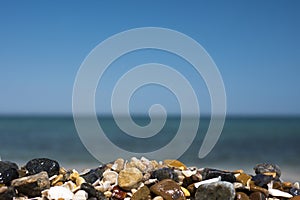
[150,179,185,200]
[151,167,178,182]
[81,182,106,200]
[202,168,236,183]
[195,181,235,200]
[25,158,59,177]
[0,161,19,185]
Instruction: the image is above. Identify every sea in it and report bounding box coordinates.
[0,115,299,181]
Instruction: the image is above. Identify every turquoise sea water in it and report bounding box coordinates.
[0,116,299,181]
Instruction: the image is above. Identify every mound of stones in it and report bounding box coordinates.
[0,157,299,200]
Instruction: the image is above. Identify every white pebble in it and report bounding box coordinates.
[73,190,88,200]
[44,186,74,200]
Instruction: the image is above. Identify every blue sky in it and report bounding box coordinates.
[0,1,299,115]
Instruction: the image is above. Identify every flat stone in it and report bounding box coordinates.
[236,192,250,200]
[25,158,59,177]
[164,160,187,170]
[249,191,266,200]
[252,174,273,187]
[195,181,235,200]
[254,163,281,179]
[202,168,236,183]
[131,185,150,200]
[118,167,143,190]
[150,179,185,200]
[0,161,19,185]
[11,171,50,197]
[151,167,178,181]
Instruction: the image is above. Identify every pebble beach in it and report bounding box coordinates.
[0,157,300,200]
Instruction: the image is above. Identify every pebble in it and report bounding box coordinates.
[252,174,273,187]
[102,170,118,184]
[290,196,300,200]
[291,187,300,196]
[131,185,150,200]
[81,166,106,184]
[111,158,124,172]
[25,158,59,177]
[249,191,266,200]
[236,192,250,200]
[80,182,106,200]
[254,163,281,179]
[236,173,252,185]
[118,167,143,190]
[150,179,185,200]
[11,171,50,197]
[73,190,88,200]
[195,181,235,200]
[42,186,74,200]
[0,161,19,185]
[164,159,187,170]
[202,168,236,183]
[151,167,178,181]
[268,188,293,198]
[0,186,16,200]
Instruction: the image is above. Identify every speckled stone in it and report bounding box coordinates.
[254,163,281,179]
[11,171,50,197]
[150,179,186,200]
[118,167,143,190]
[195,181,235,200]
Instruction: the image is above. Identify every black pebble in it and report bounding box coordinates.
[25,158,59,177]
[151,167,178,181]
[252,174,273,188]
[0,161,19,185]
[0,186,17,200]
[81,166,106,184]
[202,168,236,183]
[290,187,300,196]
[81,182,106,200]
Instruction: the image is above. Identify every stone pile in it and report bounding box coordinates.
[0,157,299,200]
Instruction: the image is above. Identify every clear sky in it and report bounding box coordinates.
[0,1,299,116]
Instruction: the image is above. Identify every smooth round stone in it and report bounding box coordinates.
[249,191,266,200]
[0,161,19,185]
[195,181,235,200]
[118,167,143,190]
[150,179,185,200]
[254,163,281,179]
[81,182,106,200]
[236,192,250,200]
[25,158,59,177]
[151,167,178,181]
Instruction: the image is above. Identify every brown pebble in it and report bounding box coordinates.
[290,196,300,200]
[236,173,251,185]
[249,192,266,200]
[112,186,127,199]
[164,160,187,170]
[236,192,250,200]
[131,185,150,200]
[249,181,269,196]
[150,179,186,200]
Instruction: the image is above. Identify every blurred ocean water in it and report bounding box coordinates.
[0,116,299,180]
